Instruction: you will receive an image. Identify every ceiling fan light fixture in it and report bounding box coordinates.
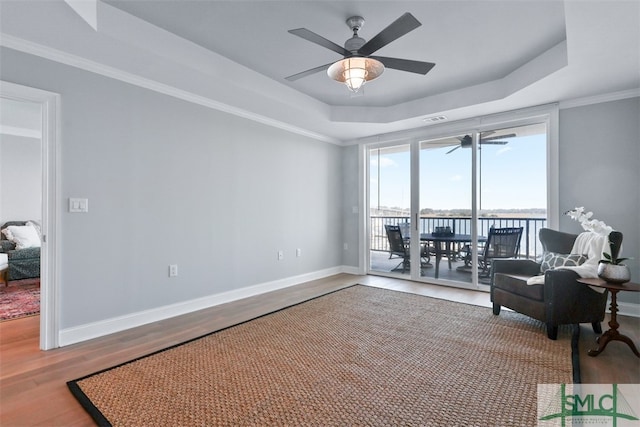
[327,57,385,93]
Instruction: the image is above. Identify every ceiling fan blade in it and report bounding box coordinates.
[481,133,516,141]
[446,145,461,154]
[285,62,334,81]
[288,28,351,57]
[370,56,435,75]
[479,140,509,145]
[358,12,422,57]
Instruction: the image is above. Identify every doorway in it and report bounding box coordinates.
[0,97,42,326]
[0,81,60,350]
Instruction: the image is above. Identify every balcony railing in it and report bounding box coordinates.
[371,216,547,260]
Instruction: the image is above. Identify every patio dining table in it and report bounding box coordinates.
[418,233,487,279]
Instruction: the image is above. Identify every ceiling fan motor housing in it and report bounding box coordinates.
[345,36,366,52]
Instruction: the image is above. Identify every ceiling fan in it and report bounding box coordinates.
[285,13,436,92]
[445,133,516,154]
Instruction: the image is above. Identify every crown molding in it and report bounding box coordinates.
[0,33,342,145]
[559,88,640,110]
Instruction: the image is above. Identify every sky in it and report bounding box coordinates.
[370,133,547,211]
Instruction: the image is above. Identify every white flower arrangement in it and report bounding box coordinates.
[565,206,613,236]
[565,207,627,265]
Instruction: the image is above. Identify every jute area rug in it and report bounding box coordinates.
[68,285,575,426]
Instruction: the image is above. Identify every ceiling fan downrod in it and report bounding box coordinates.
[345,16,366,53]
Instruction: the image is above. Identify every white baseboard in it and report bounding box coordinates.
[59,266,360,347]
[64,267,635,347]
[341,265,361,275]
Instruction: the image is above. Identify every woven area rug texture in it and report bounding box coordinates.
[0,280,40,321]
[68,285,574,426]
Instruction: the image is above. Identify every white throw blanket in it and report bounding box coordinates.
[526,232,611,291]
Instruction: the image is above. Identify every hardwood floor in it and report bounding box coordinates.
[1,273,638,426]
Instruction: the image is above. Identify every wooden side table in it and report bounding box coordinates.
[578,278,640,358]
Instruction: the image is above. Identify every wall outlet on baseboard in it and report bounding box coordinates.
[169,264,178,277]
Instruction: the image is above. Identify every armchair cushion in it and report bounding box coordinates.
[492,258,541,276]
[540,252,588,273]
[493,274,543,301]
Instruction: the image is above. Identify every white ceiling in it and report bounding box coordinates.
[0,1,638,144]
[104,0,568,108]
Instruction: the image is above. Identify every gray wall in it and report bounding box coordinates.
[1,47,344,329]
[559,97,640,304]
[0,134,42,223]
[341,144,360,268]
[2,45,638,331]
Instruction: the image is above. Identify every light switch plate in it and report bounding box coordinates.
[69,198,89,213]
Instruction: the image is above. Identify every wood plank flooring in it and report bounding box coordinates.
[1,273,638,426]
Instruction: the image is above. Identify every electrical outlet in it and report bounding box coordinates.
[343,243,348,251]
[277,250,284,261]
[296,248,302,257]
[169,264,178,277]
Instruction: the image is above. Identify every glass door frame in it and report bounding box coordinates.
[410,133,481,288]
[364,104,559,289]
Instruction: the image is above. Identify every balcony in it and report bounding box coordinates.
[370,216,547,282]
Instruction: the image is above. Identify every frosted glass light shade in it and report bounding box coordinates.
[327,57,385,93]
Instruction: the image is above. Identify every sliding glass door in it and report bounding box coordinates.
[367,119,549,288]
[418,134,472,282]
[369,145,412,276]
[473,124,548,285]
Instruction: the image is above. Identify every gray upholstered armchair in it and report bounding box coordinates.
[491,228,623,340]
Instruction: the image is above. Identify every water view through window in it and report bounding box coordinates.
[369,123,547,286]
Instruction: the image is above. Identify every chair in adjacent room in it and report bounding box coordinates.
[491,228,622,339]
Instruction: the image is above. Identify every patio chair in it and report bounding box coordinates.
[457,227,523,277]
[384,224,430,273]
[477,227,523,277]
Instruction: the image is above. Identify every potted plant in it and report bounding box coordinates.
[598,239,631,283]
